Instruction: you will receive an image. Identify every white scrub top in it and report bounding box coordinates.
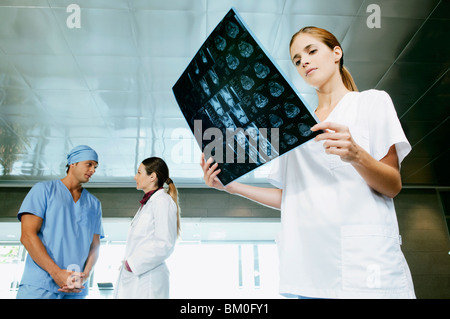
[115,189,178,299]
[268,89,415,299]
[18,180,104,296]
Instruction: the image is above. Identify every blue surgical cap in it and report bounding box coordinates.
[67,145,98,165]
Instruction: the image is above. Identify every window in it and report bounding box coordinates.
[0,244,25,299]
[0,218,283,299]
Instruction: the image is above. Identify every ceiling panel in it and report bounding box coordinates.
[9,55,87,90]
[284,0,364,16]
[59,8,138,56]
[376,62,447,116]
[134,10,207,57]
[342,17,424,63]
[0,0,448,188]
[0,7,69,55]
[362,0,440,19]
[401,70,450,122]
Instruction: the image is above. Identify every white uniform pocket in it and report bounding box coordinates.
[341,225,409,293]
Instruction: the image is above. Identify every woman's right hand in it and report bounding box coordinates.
[200,153,225,191]
[200,153,281,209]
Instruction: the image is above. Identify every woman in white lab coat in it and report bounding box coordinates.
[201,27,415,298]
[115,157,180,299]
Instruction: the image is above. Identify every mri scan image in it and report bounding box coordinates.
[240,75,255,91]
[226,54,240,70]
[284,103,300,118]
[238,41,254,58]
[269,81,284,97]
[254,62,270,79]
[172,8,320,185]
[215,35,227,51]
[253,92,268,109]
[225,20,240,38]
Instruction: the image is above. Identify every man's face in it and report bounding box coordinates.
[70,160,98,183]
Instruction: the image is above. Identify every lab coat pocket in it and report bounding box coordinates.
[341,225,409,293]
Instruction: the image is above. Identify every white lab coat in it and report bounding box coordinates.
[114,189,177,299]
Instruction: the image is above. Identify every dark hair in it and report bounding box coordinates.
[290,26,358,92]
[141,157,181,236]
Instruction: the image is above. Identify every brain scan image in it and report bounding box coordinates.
[268,81,284,97]
[238,41,254,58]
[269,114,283,128]
[225,21,239,38]
[240,75,255,91]
[298,123,313,137]
[226,54,240,70]
[215,35,227,51]
[283,133,298,145]
[284,103,300,118]
[253,92,268,108]
[254,62,270,79]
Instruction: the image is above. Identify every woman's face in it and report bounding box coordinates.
[290,33,342,89]
[134,163,157,192]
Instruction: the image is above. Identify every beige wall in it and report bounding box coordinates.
[0,186,449,298]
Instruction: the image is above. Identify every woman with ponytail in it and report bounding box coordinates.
[202,27,415,298]
[115,157,180,299]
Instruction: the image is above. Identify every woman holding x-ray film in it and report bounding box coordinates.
[201,26,415,299]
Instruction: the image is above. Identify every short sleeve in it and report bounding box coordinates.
[95,201,105,239]
[267,155,286,189]
[17,182,48,221]
[367,90,411,165]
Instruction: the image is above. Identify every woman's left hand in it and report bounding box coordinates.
[311,122,361,164]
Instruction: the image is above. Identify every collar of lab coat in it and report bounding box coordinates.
[140,187,163,207]
[131,189,167,226]
[144,188,166,205]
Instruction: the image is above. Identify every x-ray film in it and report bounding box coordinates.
[172,8,321,185]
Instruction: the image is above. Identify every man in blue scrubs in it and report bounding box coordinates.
[16,145,104,299]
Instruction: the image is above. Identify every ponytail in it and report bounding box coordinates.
[340,65,358,92]
[142,157,181,238]
[166,178,181,237]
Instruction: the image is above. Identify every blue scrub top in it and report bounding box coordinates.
[18,180,104,296]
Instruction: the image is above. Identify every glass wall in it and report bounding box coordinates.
[0,218,282,299]
[0,245,25,298]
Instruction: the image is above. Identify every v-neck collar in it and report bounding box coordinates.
[316,91,355,122]
[58,179,84,204]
